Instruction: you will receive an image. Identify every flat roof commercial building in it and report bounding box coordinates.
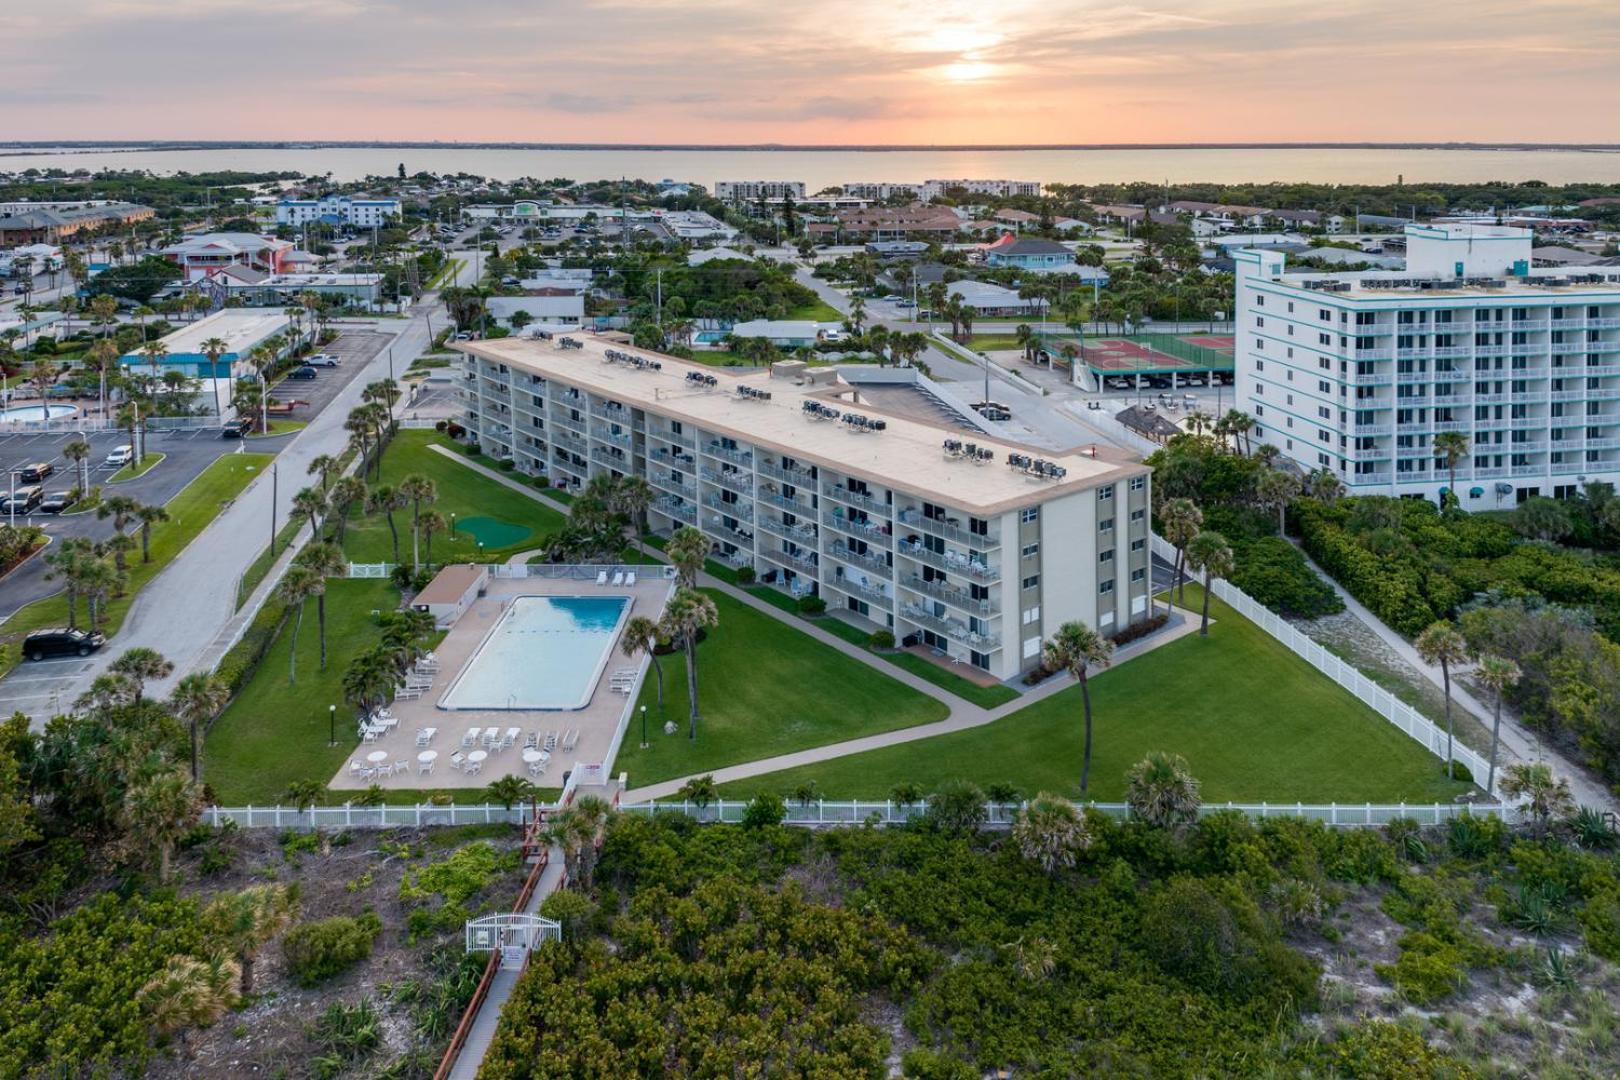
[453,336,1152,679]
[1235,223,1620,508]
[119,309,295,382]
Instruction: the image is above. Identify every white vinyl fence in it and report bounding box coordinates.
[203,802,556,830]
[1152,534,1499,796]
[348,562,394,578]
[619,799,1518,828]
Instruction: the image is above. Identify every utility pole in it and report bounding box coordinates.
[270,462,278,555]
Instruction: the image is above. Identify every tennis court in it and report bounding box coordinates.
[1085,333,1235,374]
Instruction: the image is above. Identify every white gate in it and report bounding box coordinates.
[465,913,561,970]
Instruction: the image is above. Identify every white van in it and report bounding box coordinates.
[104,445,134,468]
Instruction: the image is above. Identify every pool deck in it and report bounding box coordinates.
[328,571,676,793]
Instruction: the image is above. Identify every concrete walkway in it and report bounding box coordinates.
[622,602,1200,802]
[1292,544,1618,813]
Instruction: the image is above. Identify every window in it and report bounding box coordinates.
[1020,507,1039,523]
[1319,308,1331,321]
[1318,332,1332,346]
[1130,508,1145,522]
[1129,476,1145,491]
[1021,574,1040,590]
[1131,568,1147,582]
[1097,485,1114,502]
[1099,549,1114,563]
[1022,637,1042,660]
[1022,606,1041,626]
[1099,517,1114,532]
[1256,316,1265,328]
[1021,542,1039,558]
[1099,579,1114,595]
[1131,538,1145,551]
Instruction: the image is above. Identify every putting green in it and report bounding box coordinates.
[454,516,533,549]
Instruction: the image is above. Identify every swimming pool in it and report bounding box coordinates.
[439,595,630,711]
[0,404,78,424]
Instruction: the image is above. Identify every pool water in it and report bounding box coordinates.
[0,404,78,423]
[439,595,629,711]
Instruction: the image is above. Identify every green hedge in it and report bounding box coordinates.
[282,912,382,987]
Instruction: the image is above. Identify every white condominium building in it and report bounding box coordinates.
[1235,224,1620,507]
[923,179,1042,198]
[714,180,806,202]
[275,195,403,228]
[455,337,1152,679]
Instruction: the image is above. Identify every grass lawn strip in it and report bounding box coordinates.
[611,588,948,787]
[717,586,1475,804]
[0,453,274,672]
[342,430,566,564]
[784,299,845,322]
[107,451,165,483]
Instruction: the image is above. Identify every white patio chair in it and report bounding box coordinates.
[377,763,394,779]
[612,571,625,586]
[523,732,538,749]
[462,728,479,748]
[482,730,499,748]
[419,760,435,776]
[348,760,364,777]
[360,766,377,781]
[527,761,543,779]
[626,571,637,586]
[362,728,380,742]
[596,570,608,585]
[465,760,482,776]
[393,760,409,774]
[416,729,432,747]
[396,688,422,700]
[449,751,466,771]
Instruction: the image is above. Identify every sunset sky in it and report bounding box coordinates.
[5,0,1618,144]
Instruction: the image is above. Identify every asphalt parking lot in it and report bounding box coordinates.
[265,331,392,422]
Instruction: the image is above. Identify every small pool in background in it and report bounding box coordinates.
[0,404,77,424]
[439,595,630,711]
[694,331,727,344]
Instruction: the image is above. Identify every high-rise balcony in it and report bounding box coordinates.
[897,539,998,581]
[828,541,892,578]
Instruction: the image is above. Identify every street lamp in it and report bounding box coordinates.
[639,705,648,749]
[329,704,337,746]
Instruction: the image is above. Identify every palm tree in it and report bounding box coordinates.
[1012,792,1091,874]
[328,475,368,546]
[343,648,398,718]
[1432,432,1470,510]
[140,339,169,386]
[203,884,299,995]
[1160,498,1203,608]
[296,542,347,670]
[613,475,653,551]
[306,453,340,494]
[86,338,119,421]
[63,437,91,496]
[1125,752,1201,830]
[419,509,447,568]
[278,564,323,683]
[199,336,230,417]
[170,672,229,783]
[1043,621,1115,793]
[81,555,123,632]
[134,503,169,563]
[662,588,719,739]
[1184,530,1234,636]
[97,494,141,570]
[122,767,200,882]
[1475,654,1522,794]
[110,646,173,705]
[1500,762,1575,836]
[485,775,538,811]
[1255,469,1301,536]
[138,954,240,1046]
[1223,409,1255,455]
[44,537,94,631]
[1305,467,1346,503]
[620,615,665,710]
[571,794,614,889]
[283,779,326,811]
[666,525,709,588]
[290,485,328,537]
[1415,621,1470,780]
[398,473,437,568]
[367,484,405,563]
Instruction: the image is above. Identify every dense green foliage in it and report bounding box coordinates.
[282,911,383,987]
[484,807,1620,1078]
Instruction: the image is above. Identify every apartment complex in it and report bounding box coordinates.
[0,201,153,243]
[714,180,806,203]
[455,337,1152,679]
[1235,224,1620,507]
[275,195,403,228]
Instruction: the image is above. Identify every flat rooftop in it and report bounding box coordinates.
[148,310,291,356]
[1259,266,1620,302]
[458,336,1143,515]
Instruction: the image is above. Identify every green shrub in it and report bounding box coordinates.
[734,566,756,584]
[1578,889,1620,962]
[868,629,895,649]
[538,890,595,939]
[1376,931,1469,1002]
[282,912,383,987]
[741,792,786,829]
[900,1048,978,1080]
[1229,536,1344,618]
[1443,760,1473,783]
[215,600,289,695]
[796,594,827,615]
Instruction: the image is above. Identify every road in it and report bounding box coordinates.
[34,305,438,707]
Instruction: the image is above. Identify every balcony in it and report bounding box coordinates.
[589,402,630,423]
[1509,416,1546,430]
[1350,372,1395,386]
[590,425,633,448]
[1348,471,1393,486]
[1551,318,1587,330]
[1511,465,1546,478]
[896,508,999,551]
[1433,346,1472,360]
[1352,424,1394,436]
[758,460,817,485]
[1354,348,1395,361]
[901,604,1000,650]
[1432,419,1471,433]
[759,489,812,514]
[550,431,589,455]
[701,468,753,494]
[648,472,696,499]
[648,427,695,450]
[902,573,993,615]
[822,484,890,516]
[548,408,587,435]
[703,494,753,522]
[760,546,818,575]
[704,442,754,467]
[828,541,892,578]
[897,539,998,581]
[705,517,755,548]
[823,510,890,541]
[829,575,892,606]
[758,514,818,544]
[653,497,695,523]
[649,447,697,469]
[1591,341,1620,355]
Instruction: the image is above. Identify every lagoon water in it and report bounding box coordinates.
[4,146,1620,187]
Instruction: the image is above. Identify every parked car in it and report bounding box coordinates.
[104,445,134,468]
[221,418,254,439]
[287,366,319,380]
[22,627,106,660]
[36,490,71,513]
[2,485,41,513]
[16,461,53,483]
[306,353,340,367]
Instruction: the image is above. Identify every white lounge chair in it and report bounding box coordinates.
[349,760,364,777]
[462,728,481,748]
[562,729,579,751]
[396,687,423,701]
[625,571,637,586]
[596,570,609,585]
[419,761,435,776]
[612,571,625,586]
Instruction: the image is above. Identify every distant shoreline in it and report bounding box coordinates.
[2,140,1620,155]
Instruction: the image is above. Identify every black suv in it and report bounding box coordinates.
[287,366,319,380]
[221,418,253,439]
[22,628,106,660]
[17,462,53,483]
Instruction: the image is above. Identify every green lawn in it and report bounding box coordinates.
[249,419,308,438]
[205,579,398,803]
[235,520,303,609]
[342,431,566,563]
[611,589,949,787]
[0,454,274,672]
[108,451,165,483]
[789,605,1020,709]
[719,587,1475,804]
[785,299,845,322]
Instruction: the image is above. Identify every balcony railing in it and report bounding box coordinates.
[822,484,890,516]
[647,427,695,450]
[548,408,587,435]
[705,518,755,548]
[653,497,695,523]
[550,431,588,455]
[823,511,890,541]
[760,546,818,575]
[901,604,1000,650]
[829,575,892,606]
[590,425,632,448]
[828,541,892,578]
[897,539,998,581]
[648,473,696,499]
[896,509,999,551]
[758,514,818,543]
[758,460,817,486]
[759,490,812,514]
[902,573,993,614]
[704,442,754,467]
[703,494,753,522]
[701,468,753,494]
[649,447,697,469]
